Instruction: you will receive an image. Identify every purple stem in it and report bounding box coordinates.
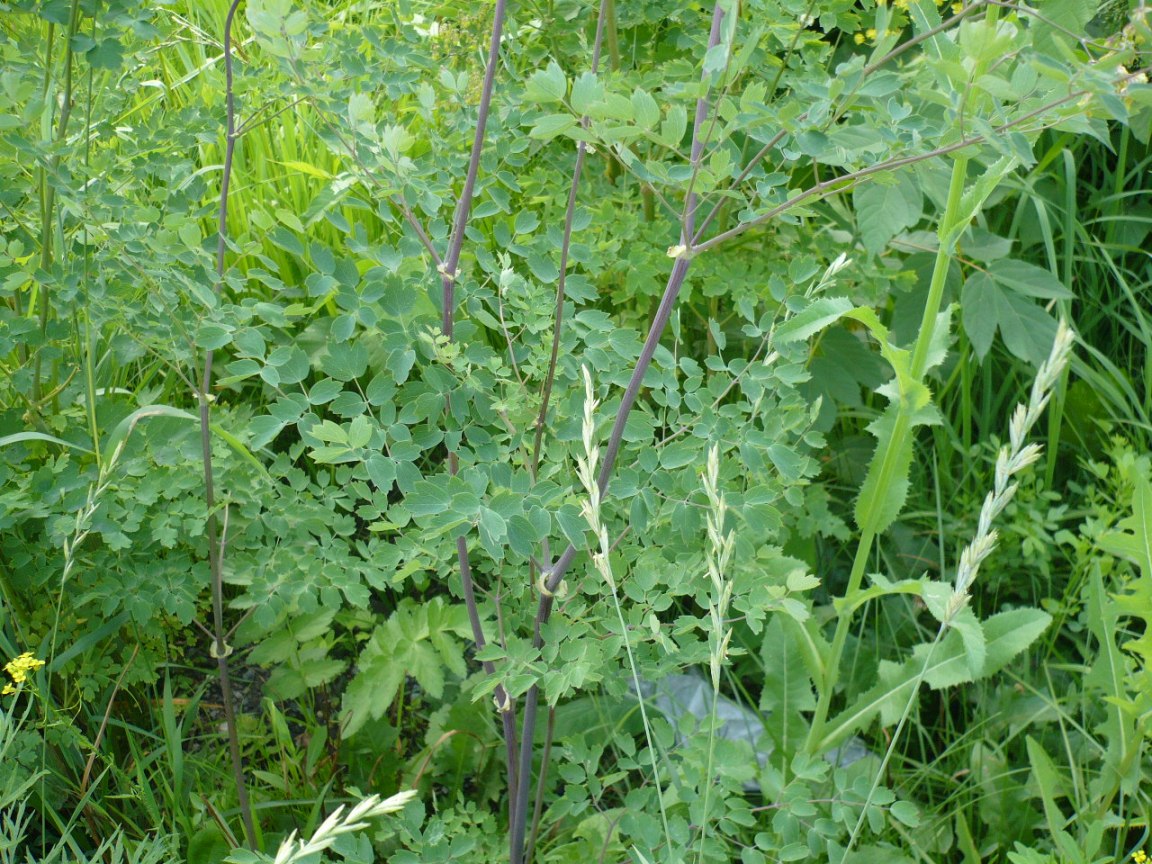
[432,0,522,839]
[514,3,613,858]
[440,0,509,337]
[200,0,256,846]
[510,7,726,863]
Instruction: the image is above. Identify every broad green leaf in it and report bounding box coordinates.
[854,174,923,255]
[988,259,1073,300]
[195,323,233,350]
[478,506,508,559]
[926,607,1051,688]
[760,618,815,756]
[407,480,451,517]
[950,607,986,678]
[346,415,372,449]
[961,271,999,359]
[659,104,687,147]
[962,271,1060,365]
[659,439,698,470]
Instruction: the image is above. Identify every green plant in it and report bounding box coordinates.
[3,0,1150,860]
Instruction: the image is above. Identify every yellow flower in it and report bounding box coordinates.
[1133,851,1147,864]
[854,32,866,44]
[3,652,45,695]
[952,1,964,11]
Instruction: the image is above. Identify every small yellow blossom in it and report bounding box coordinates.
[2,652,45,695]
[854,32,866,44]
[952,1,964,12]
[1133,850,1147,864]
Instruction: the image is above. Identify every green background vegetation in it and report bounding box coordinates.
[2,0,1152,862]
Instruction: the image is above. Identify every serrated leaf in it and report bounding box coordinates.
[950,606,986,677]
[941,156,1018,249]
[1083,565,1137,790]
[570,72,603,114]
[529,113,577,140]
[526,60,567,104]
[1098,473,1152,579]
[347,415,372,449]
[407,480,451,517]
[820,608,1050,752]
[341,652,404,738]
[926,607,1050,688]
[989,259,1072,300]
[774,297,855,345]
[854,404,914,535]
[631,88,660,129]
[660,104,687,147]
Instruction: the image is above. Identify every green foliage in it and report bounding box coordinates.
[2,0,1150,860]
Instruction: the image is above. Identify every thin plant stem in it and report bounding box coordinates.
[689,85,1094,254]
[524,2,613,851]
[199,0,256,845]
[541,3,727,597]
[524,705,556,864]
[529,0,612,481]
[32,0,82,406]
[515,7,727,858]
[428,0,522,849]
